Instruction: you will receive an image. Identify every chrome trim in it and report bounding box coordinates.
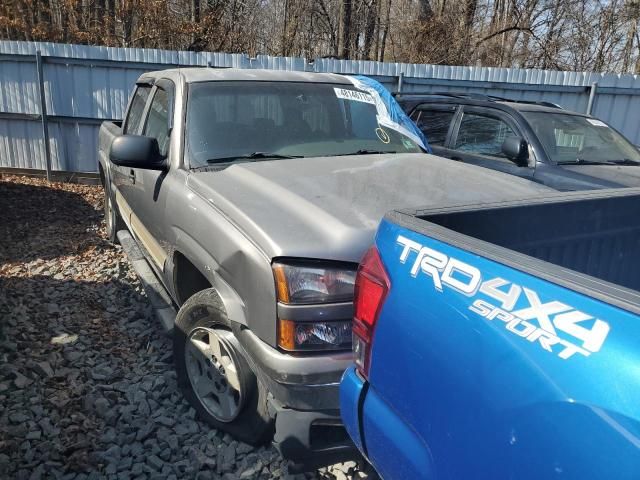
[116,190,167,270]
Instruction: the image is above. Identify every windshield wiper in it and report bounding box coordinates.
[205,152,303,164]
[334,149,399,156]
[607,158,640,165]
[558,158,616,165]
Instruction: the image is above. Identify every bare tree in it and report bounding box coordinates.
[340,0,353,58]
[1,0,639,73]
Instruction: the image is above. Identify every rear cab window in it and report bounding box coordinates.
[124,85,152,134]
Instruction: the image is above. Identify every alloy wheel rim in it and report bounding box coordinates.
[185,327,243,422]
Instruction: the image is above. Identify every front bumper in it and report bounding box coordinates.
[235,327,359,467]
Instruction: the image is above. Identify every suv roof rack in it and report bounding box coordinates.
[393,91,490,101]
[486,95,563,109]
[394,91,563,109]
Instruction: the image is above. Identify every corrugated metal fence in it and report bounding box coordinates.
[2,40,640,174]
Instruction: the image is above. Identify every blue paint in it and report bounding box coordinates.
[341,218,640,479]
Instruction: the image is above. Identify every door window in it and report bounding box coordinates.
[454,112,517,157]
[412,109,455,146]
[124,86,151,134]
[143,88,170,157]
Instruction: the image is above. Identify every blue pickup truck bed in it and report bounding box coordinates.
[341,188,640,479]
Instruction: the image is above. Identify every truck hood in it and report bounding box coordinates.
[560,164,640,187]
[187,153,552,262]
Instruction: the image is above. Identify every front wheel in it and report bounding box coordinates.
[174,289,274,445]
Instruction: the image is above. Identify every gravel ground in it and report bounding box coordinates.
[0,175,367,480]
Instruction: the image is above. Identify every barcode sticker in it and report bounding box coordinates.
[334,88,375,104]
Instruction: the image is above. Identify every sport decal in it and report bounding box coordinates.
[396,235,611,360]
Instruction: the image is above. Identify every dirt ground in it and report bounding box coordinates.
[0,175,366,480]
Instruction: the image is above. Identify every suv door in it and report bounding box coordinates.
[450,107,535,180]
[123,81,173,274]
[409,104,458,157]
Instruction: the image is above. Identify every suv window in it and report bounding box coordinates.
[454,112,516,157]
[521,111,640,164]
[124,86,151,134]
[143,88,170,157]
[411,109,455,146]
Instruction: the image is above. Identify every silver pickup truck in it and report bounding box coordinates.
[97,68,552,467]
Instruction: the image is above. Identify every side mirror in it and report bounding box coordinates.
[109,135,166,170]
[501,136,529,166]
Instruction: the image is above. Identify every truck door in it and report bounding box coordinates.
[449,107,535,181]
[113,83,153,226]
[121,81,173,275]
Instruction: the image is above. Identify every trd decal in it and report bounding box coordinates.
[397,235,610,360]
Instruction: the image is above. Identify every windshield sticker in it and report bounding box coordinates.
[586,118,608,127]
[334,88,375,104]
[402,138,415,149]
[376,127,391,143]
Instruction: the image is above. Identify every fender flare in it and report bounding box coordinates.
[171,227,249,328]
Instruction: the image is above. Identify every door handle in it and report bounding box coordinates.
[128,169,136,184]
[451,156,462,161]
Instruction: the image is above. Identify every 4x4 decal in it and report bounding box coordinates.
[397,235,611,360]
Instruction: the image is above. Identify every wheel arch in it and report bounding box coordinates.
[173,250,213,306]
[171,231,249,329]
[98,152,111,188]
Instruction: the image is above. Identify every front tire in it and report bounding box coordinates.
[174,289,274,445]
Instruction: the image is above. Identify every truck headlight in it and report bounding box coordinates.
[272,262,356,305]
[277,319,352,351]
[272,261,356,351]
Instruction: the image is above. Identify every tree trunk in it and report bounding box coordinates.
[378,0,391,61]
[363,0,378,59]
[373,0,381,59]
[340,0,352,58]
[282,0,289,55]
[621,3,638,73]
[417,0,433,20]
[456,0,477,64]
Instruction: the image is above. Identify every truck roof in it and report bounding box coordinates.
[138,67,351,85]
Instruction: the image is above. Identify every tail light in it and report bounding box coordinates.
[353,246,390,378]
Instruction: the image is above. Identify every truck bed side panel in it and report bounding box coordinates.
[366,218,640,479]
[415,189,640,294]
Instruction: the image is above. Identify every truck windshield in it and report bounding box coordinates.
[186,81,422,167]
[521,111,640,165]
